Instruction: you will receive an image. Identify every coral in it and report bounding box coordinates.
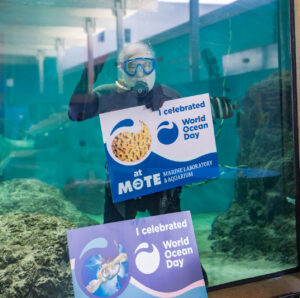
[0,213,74,298]
[210,71,297,265]
[0,178,98,227]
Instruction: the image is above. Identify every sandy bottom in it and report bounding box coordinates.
[86,212,295,287]
[192,213,295,286]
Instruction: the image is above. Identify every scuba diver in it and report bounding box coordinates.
[69,41,236,285]
[69,42,183,224]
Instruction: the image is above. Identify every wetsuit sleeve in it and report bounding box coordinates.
[68,64,106,121]
[155,85,181,111]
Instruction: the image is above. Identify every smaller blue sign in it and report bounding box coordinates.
[67,211,208,298]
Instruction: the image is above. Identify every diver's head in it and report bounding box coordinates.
[117,42,156,96]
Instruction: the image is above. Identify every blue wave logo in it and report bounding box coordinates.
[110,119,134,135]
[157,121,179,145]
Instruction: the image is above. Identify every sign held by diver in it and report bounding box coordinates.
[99,93,219,203]
[67,211,208,298]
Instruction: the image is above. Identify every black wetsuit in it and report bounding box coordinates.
[69,67,182,223]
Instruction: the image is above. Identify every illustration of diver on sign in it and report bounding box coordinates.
[85,240,128,294]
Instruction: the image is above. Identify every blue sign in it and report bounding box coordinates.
[99,93,219,203]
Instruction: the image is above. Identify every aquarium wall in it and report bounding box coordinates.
[0,0,298,296]
[295,0,300,157]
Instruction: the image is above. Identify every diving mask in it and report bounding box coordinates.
[123,58,156,77]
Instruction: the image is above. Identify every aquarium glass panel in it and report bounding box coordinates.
[0,0,297,295]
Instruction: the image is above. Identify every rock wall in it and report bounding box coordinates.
[0,178,98,227]
[0,214,74,298]
[0,179,102,296]
[210,71,297,264]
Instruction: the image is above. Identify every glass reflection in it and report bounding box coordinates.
[0,0,297,296]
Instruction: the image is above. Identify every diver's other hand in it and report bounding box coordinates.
[145,94,164,111]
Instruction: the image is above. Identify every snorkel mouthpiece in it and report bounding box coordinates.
[132,81,149,97]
